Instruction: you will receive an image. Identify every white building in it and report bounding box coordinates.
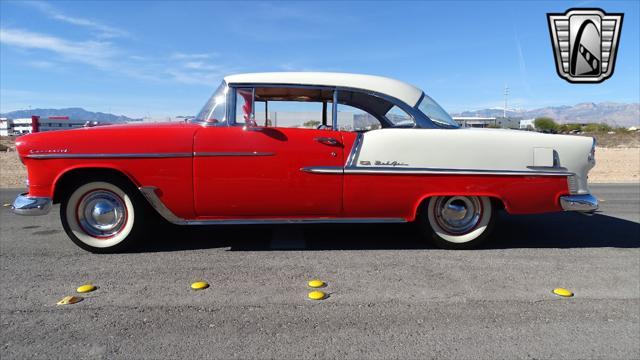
[254,111,357,130]
[9,118,33,135]
[453,116,497,128]
[0,118,9,136]
[519,119,536,130]
[0,116,111,136]
[453,116,520,129]
[37,116,95,132]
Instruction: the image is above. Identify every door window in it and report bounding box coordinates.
[266,100,326,129]
[336,103,381,131]
[231,86,414,130]
[234,88,253,125]
[233,86,334,129]
[385,105,414,127]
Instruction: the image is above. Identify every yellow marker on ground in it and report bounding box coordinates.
[3,203,11,208]
[553,288,574,297]
[308,279,326,288]
[77,284,97,293]
[191,281,209,290]
[308,290,326,300]
[57,295,83,305]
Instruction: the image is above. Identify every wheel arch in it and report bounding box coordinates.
[412,193,508,221]
[52,166,140,204]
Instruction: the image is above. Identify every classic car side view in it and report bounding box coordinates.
[12,72,598,252]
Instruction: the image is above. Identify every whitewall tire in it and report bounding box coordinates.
[61,180,144,253]
[420,196,495,249]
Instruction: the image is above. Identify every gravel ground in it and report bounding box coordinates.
[588,147,640,183]
[0,185,638,359]
[0,152,25,188]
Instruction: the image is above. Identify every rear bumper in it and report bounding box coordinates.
[560,194,599,213]
[11,193,52,216]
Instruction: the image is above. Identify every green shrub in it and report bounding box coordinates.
[534,117,558,132]
[583,123,612,132]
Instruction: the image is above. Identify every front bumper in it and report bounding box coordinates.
[11,193,52,216]
[560,194,599,213]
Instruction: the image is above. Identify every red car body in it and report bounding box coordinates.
[18,122,569,221]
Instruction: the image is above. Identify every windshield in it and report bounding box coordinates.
[193,82,228,124]
[417,94,459,128]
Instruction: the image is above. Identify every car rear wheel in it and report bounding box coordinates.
[419,196,495,249]
[60,180,145,253]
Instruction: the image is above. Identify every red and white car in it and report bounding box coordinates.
[12,72,598,252]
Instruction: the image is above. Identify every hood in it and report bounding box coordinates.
[16,121,198,158]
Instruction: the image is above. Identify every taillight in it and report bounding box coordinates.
[567,175,579,195]
[588,137,596,164]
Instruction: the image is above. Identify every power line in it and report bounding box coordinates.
[503,85,510,118]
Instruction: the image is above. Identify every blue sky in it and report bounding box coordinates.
[1,0,638,118]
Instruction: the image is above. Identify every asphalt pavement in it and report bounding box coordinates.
[1,184,639,359]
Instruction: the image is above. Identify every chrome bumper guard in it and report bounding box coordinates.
[560,194,599,213]
[11,193,52,216]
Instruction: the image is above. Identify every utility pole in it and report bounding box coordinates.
[503,85,509,118]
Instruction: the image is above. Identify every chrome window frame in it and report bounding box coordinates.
[228,86,258,127]
[224,83,440,129]
[333,86,435,129]
[227,83,337,128]
[190,81,231,127]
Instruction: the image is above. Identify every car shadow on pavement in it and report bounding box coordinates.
[487,212,640,249]
[133,211,639,252]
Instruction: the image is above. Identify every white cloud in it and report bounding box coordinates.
[165,53,234,84]
[1,28,234,86]
[514,31,531,95]
[22,1,129,39]
[171,52,218,60]
[164,66,228,85]
[183,61,222,71]
[26,60,57,69]
[0,27,117,68]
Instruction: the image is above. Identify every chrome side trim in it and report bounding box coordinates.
[343,166,574,176]
[560,194,599,213]
[302,164,573,176]
[527,166,568,171]
[11,193,52,216]
[194,152,275,157]
[138,186,405,225]
[138,187,184,224]
[27,153,192,159]
[332,89,338,130]
[300,166,344,174]
[345,132,363,167]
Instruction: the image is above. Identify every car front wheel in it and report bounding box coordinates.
[60,180,145,253]
[419,195,495,249]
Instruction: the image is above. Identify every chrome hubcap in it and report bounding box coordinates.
[77,190,126,237]
[434,196,482,235]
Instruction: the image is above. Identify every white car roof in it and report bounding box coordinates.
[224,72,424,107]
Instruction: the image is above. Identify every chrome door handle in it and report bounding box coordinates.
[314,137,340,146]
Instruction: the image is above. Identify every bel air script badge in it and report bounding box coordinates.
[29,149,68,154]
[360,160,409,167]
[547,8,623,83]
